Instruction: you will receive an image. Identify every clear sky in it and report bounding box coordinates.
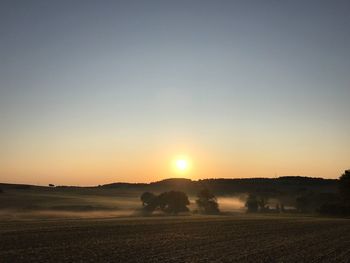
[1,0,350,185]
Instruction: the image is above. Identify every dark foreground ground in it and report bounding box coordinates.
[0,215,350,263]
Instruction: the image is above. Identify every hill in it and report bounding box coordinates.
[101,176,338,196]
[1,176,338,196]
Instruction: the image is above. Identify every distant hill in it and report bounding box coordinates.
[0,176,338,197]
[101,176,338,196]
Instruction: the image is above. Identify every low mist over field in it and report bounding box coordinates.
[0,176,340,220]
[0,184,247,220]
[0,197,246,220]
[0,186,141,220]
[217,197,246,212]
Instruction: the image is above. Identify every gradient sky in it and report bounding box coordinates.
[1,0,350,185]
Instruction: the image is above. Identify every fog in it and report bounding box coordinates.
[0,188,250,220]
[0,209,139,221]
[0,191,143,220]
[216,197,246,212]
[0,195,248,220]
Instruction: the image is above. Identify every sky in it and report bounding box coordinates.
[1,0,350,185]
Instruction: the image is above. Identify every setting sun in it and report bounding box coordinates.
[173,156,191,174]
[176,159,188,171]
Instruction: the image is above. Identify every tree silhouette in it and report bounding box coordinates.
[140,192,158,213]
[196,189,220,214]
[257,196,269,212]
[339,170,350,202]
[141,192,156,206]
[245,194,258,213]
[296,194,310,213]
[140,191,190,215]
[319,170,350,216]
[158,191,190,215]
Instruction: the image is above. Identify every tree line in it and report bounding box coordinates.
[239,170,350,215]
[317,170,350,216]
[139,170,350,216]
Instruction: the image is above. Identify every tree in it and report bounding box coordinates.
[318,170,350,217]
[141,192,156,206]
[257,196,269,212]
[0,188,3,194]
[49,184,55,187]
[245,194,258,213]
[140,191,190,215]
[140,192,157,213]
[296,195,308,212]
[196,189,220,214]
[157,191,190,215]
[339,170,350,202]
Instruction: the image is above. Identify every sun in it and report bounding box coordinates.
[176,159,188,171]
[173,155,191,174]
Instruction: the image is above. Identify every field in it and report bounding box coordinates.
[0,186,349,262]
[1,215,350,263]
